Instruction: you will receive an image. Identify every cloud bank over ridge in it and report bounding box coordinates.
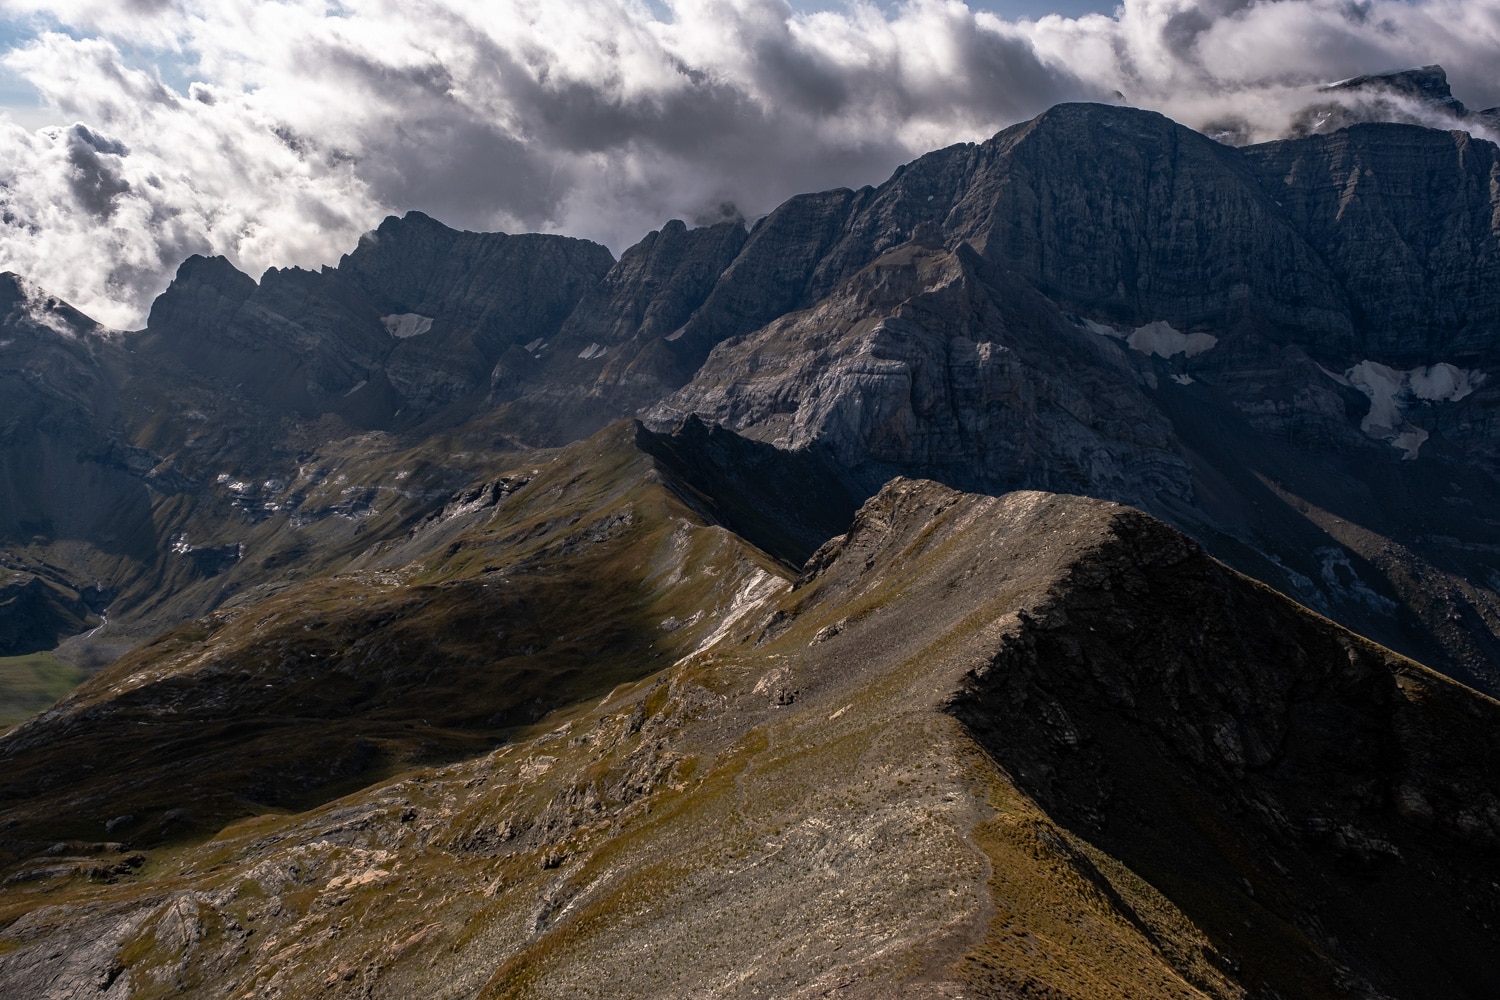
[0,0,1496,329]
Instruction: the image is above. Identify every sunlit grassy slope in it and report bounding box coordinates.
[0,652,87,733]
[1,441,1497,1000]
[0,421,786,852]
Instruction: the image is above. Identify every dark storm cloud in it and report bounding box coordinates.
[64,122,130,216]
[370,119,560,229]
[1158,0,1254,58]
[752,33,854,115]
[925,18,1095,119]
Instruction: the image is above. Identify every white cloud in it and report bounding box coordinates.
[0,0,1495,328]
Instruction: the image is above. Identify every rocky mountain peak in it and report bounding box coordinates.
[335,210,614,320]
[144,254,257,337]
[1325,64,1467,115]
[1293,62,1499,138]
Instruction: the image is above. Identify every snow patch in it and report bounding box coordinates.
[1348,361,1407,437]
[1084,318,1216,358]
[381,313,433,339]
[578,343,607,360]
[1317,364,1351,387]
[1170,374,1194,385]
[84,609,109,640]
[524,338,546,352]
[1082,318,1116,339]
[1409,363,1480,402]
[1129,321,1217,358]
[1339,361,1485,459]
[1391,429,1430,458]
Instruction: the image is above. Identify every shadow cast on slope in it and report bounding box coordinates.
[635,417,863,569]
[945,512,1500,1000]
[0,422,782,865]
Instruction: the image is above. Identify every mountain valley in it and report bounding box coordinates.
[2,78,1500,997]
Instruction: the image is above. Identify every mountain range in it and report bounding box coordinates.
[1,67,1498,998]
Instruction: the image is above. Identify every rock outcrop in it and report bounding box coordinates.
[648,243,1190,508]
[1242,123,1500,363]
[487,218,751,444]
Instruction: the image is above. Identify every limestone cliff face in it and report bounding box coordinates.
[661,189,867,370]
[1242,124,1500,363]
[630,101,1497,383]
[610,102,1380,371]
[821,105,1353,349]
[648,244,1190,510]
[338,212,616,412]
[144,212,618,421]
[557,218,748,355]
[143,253,256,340]
[335,210,616,360]
[485,218,750,442]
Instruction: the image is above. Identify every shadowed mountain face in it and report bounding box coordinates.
[1,86,1499,998]
[143,213,619,424]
